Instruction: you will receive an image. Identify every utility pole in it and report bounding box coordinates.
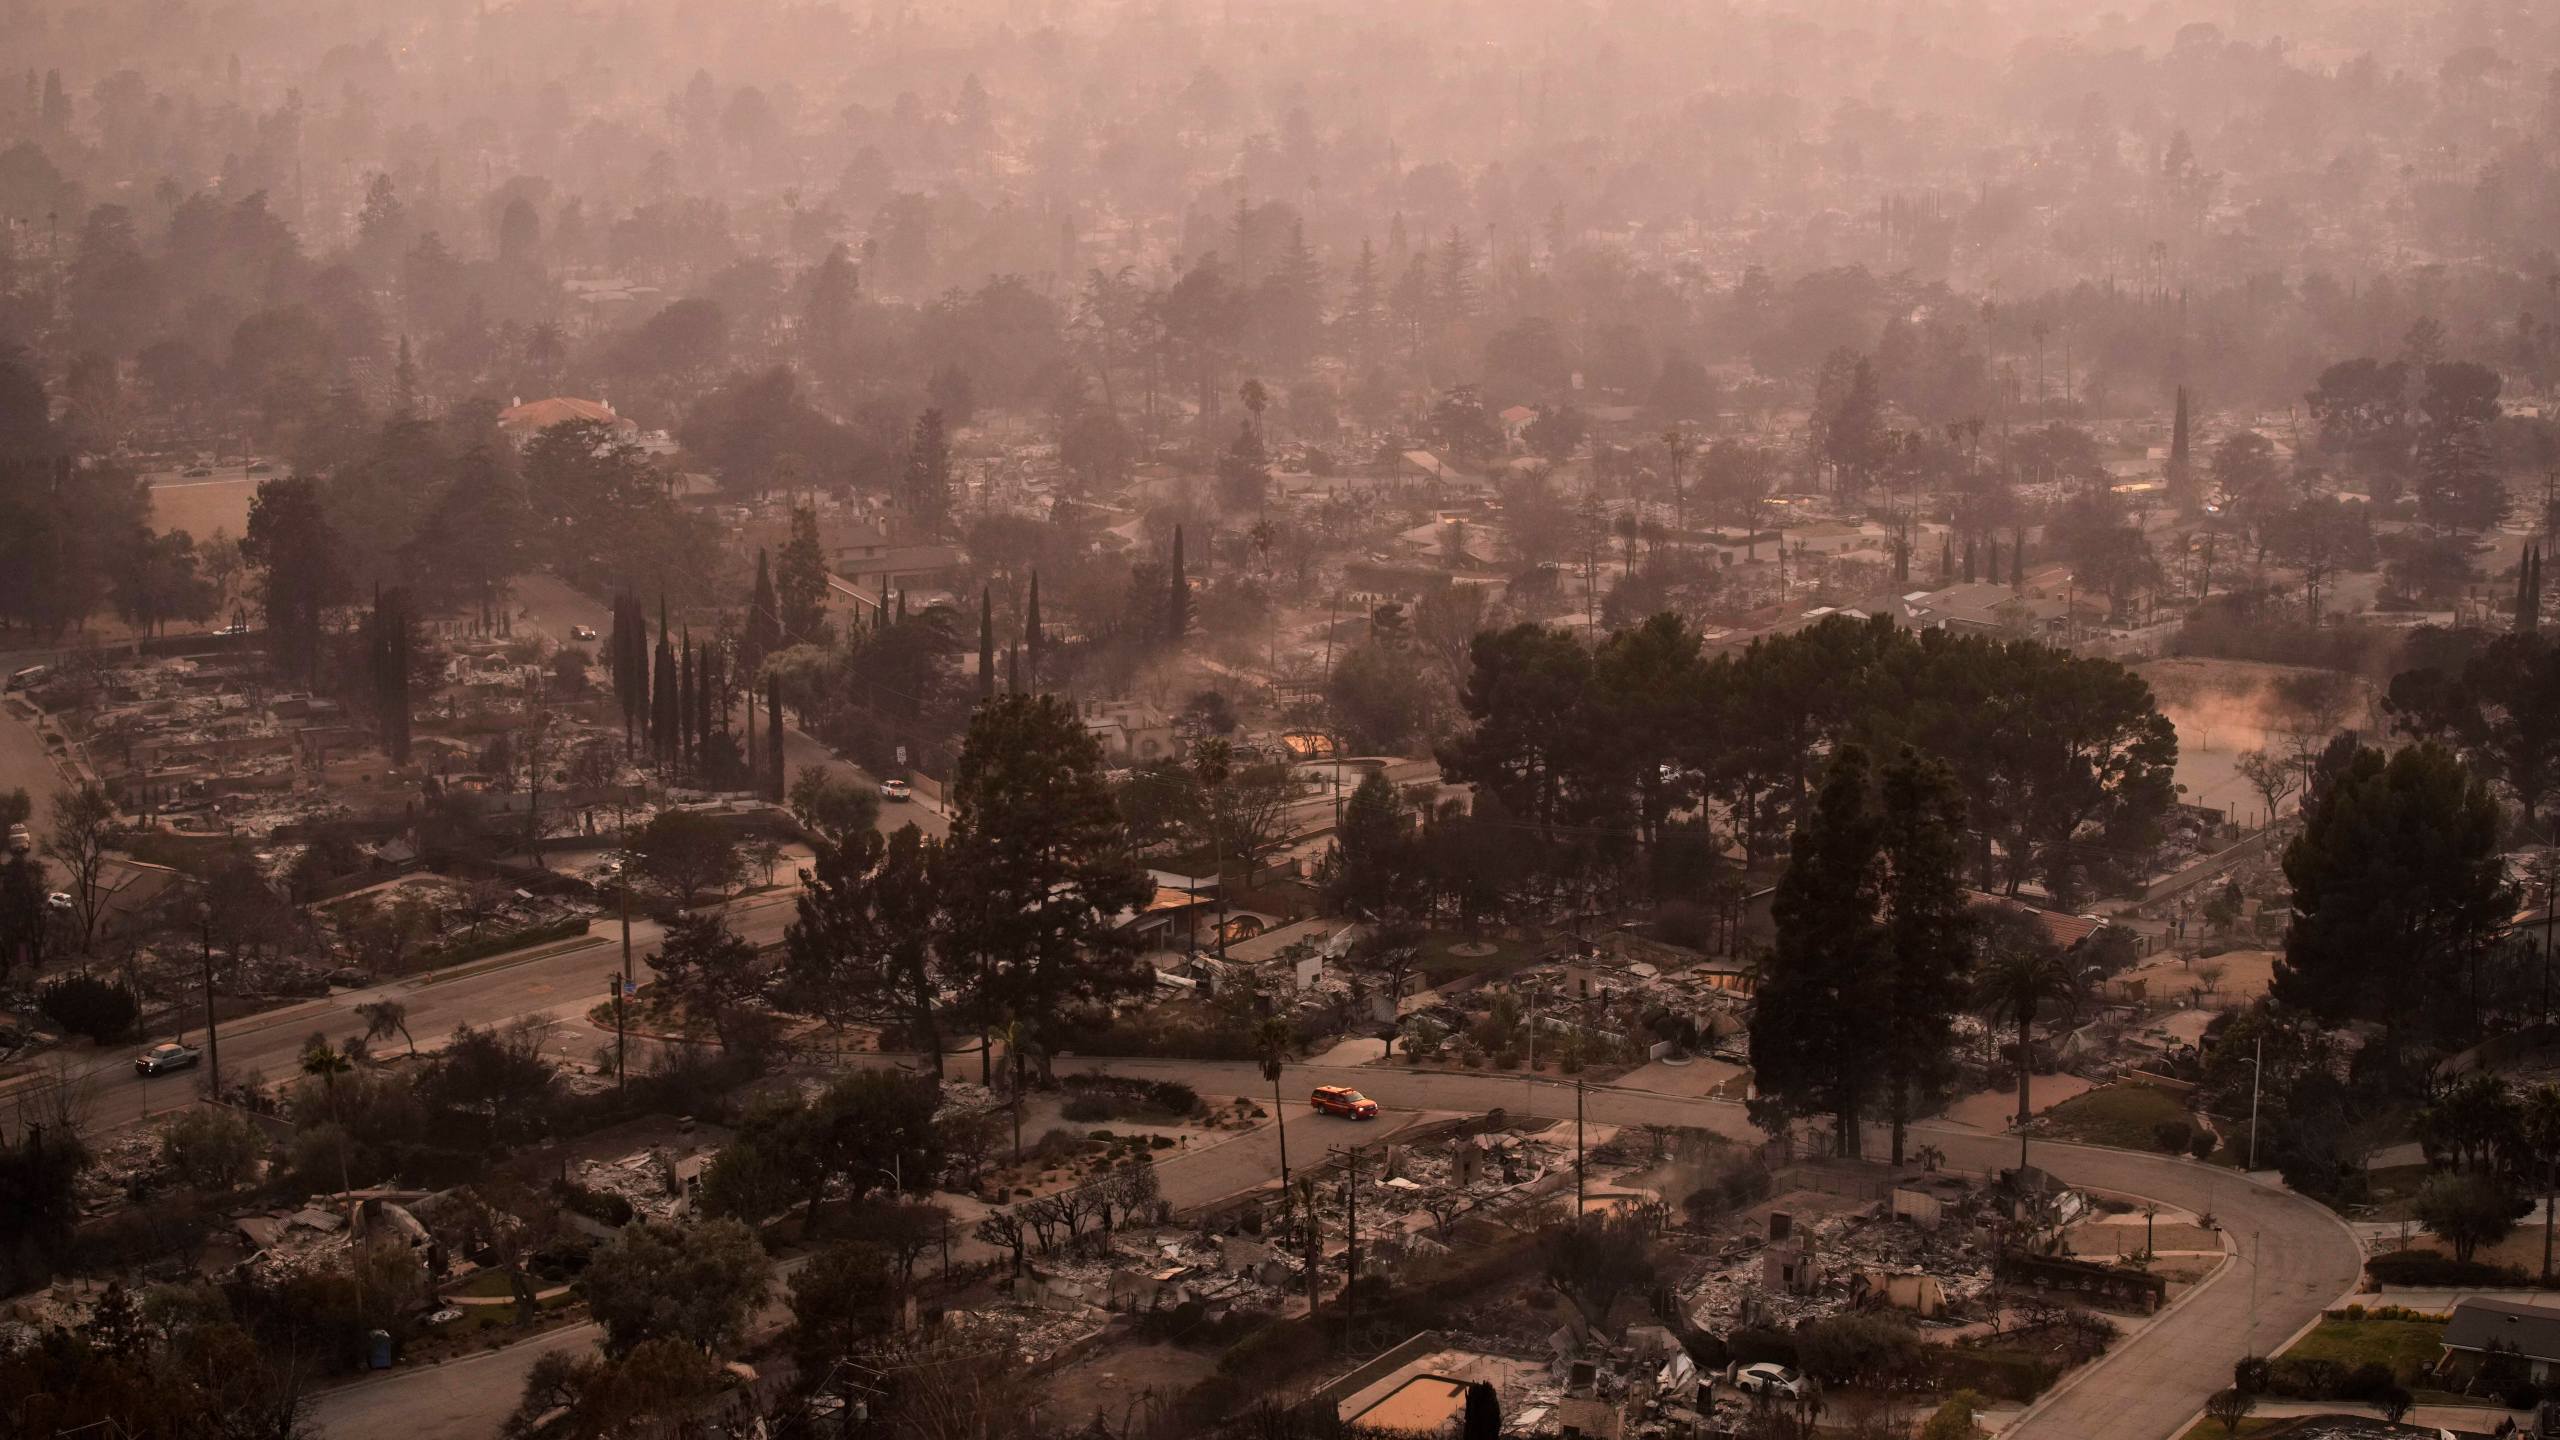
[1299,1175,1320,1310]
[195,895,220,1098]
[1340,1145,1360,1347]
[606,972,626,1091]
[616,859,633,984]
[2247,1036,2263,1171]
[1575,1079,1586,1214]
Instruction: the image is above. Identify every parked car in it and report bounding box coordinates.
[5,823,29,854]
[245,460,274,474]
[1310,1085,1379,1119]
[570,624,598,642]
[181,465,212,477]
[1734,1363,1806,1399]
[880,778,911,802]
[6,663,47,691]
[326,967,373,988]
[135,1041,200,1076]
[45,892,73,913]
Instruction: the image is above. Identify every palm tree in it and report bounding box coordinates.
[300,1037,356,1197]
[1972,904,2074,1170]
[1255,1015,1295,1193]
[2522,1083,2560,1282]
[994,1015,1028,1161]
[355,999,414,1056]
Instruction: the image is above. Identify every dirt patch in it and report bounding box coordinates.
[1040,1338,1223,1421]
[2122,949,2277,1005]
[149,476,258,543]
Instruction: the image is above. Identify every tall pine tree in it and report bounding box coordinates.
[1749,746,1892,1157]
[1878,747,1972,1166]
[1166,526,1190,646]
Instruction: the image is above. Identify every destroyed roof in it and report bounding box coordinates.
[1966,890,2108,949]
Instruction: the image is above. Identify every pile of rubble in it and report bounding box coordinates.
[1681,1172,2004,1336]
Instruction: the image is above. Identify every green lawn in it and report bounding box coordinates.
[2042,1083,2193,1150]
[2277,1314,2447,1384]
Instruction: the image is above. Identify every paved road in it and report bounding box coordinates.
[7,920,653,1133]
[8,882,847,1135]
[309,1054,2358,1440]
[511,574,946,841]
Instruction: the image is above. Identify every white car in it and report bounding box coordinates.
[880,779,911,802]
[570,624,599,642]
[136,1041,201,1076]
[1734,1363,1806,1399]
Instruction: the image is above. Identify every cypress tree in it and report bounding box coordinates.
[978,588,995,700]
[878,575,890,632]
[386,588,411,764]
[679,636,696,774]
[743,551,781,678]
[652,599,677,769]
[2011,531,2025,591]
[2168,384,2192,499]
[701,644,720,754]
[1963,539,1977,583]
[1167,525,1189,645]
[1006,640,1020,695]
[1026,571,1044,689]
[767,679,786,802]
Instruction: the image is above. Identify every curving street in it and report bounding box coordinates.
[1046,1058,2365,1440]
[308,1051,2362,1440]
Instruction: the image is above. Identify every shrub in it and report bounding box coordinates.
[2152,1120,2192,1153]
[2189,1131,2218,1160]
[1145,1080,1200,1115]
[160,1108,267,1193]
[2232,1356,2271,1395]
[2266,1356,2344,1400]
[2365,1249,2528,1288]
[39,972,140,1042]
[553,1180,635,1228]
[1061,1095,1115,1122]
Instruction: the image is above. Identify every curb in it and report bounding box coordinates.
[2007,1225,2237,1436]
[411,934,610,988]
